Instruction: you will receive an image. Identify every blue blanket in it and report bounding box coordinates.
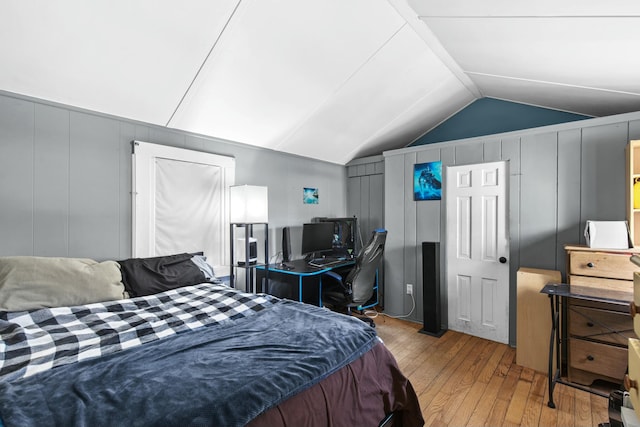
[0,299,377,427]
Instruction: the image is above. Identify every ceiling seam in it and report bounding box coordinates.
[165,0,243,127]
[419,15,640,19]
[385,0,481,98]
[271,22,409,152]
[466,71,640,97]
[484,95,595,118]
[340,76,475,163]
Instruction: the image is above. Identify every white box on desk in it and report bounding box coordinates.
[584,220,633,249]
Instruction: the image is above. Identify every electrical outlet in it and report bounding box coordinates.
[406,284,413,295]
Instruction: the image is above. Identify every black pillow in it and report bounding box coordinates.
[118,253,206,297]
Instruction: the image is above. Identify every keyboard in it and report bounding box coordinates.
[307,257,347,268]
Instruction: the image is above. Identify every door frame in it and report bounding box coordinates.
[443,160,510,344]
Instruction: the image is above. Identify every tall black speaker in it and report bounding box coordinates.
[281,226,291,263]
[420,242,446,337]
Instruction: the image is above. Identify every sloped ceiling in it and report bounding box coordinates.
[2,1,640,164]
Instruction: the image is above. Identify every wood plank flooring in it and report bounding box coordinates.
[374,315,609,427]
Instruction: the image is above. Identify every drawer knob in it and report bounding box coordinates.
[631,302,638,319]
[625,374,638,391]
[586,262,595,268]
[587,355,595,361]
[586,321,594,327]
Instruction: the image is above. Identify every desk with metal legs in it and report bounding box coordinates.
[540,282,632,408]
[256,259,355,306]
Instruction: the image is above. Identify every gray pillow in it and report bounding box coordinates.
[0,256,126,312]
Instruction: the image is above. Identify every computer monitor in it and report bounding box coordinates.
[301,222,334,258]
[317,217,358,257]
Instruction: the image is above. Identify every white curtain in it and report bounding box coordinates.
[132,141,235,275]
[155,158,222,260]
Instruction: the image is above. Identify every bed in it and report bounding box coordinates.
[0,254,423,427]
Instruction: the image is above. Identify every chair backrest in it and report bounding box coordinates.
[346,229,387,305]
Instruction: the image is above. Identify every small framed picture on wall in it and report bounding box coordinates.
[303,187,319,204]
[414,161,442,201]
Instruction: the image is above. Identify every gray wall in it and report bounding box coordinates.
[383,111,640,346]
[346,155,384,240]
[346,155,385,303]
[0,92,348,261]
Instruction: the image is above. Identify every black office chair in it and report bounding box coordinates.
[321,229,387,326]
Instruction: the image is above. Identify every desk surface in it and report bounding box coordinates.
[540,282,632,306]
[257,258,355,275]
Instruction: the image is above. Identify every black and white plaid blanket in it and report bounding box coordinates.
[0,283,274,383]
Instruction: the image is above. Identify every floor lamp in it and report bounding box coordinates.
[229,185,269,291]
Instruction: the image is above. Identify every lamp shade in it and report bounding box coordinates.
[230,185,268,223]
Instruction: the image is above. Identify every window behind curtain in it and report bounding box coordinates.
[132,141,235,275]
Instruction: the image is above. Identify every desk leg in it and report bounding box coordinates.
[547,294,560,408]
[298,277,303,303]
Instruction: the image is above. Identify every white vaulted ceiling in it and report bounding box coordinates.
[2,0,640,164]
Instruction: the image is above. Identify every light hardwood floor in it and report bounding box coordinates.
[374,315,610,427]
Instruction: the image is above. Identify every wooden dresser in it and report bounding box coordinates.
[625,269,640,422]
[565,245,636,386]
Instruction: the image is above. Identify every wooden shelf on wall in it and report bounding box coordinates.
[627,140,640,247]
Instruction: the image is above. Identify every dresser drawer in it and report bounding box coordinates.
[569,250,636,280]
[569,339,627,380]
[569,274,634,294]
[627,339,640,420]
[569,305,634,346]
[635,272,640,337]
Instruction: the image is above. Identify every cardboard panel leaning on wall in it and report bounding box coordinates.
[516,267,562,373]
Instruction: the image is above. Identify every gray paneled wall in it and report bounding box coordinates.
[346,156,384,238]
[382,111,640,346]
[0,92,347,261]
[346,156,385,303]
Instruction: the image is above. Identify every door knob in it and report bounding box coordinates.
[499,257,507,264]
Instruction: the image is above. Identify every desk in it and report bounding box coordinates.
[256,259,356,306]
[541,282,633,408]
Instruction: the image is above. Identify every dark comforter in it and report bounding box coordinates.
[0,284,421,427]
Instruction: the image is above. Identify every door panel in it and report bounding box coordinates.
[457,197,471,258]
[457,275,471,321]
[446,161,509,344]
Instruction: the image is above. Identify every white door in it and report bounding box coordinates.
[445,161,509,344]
